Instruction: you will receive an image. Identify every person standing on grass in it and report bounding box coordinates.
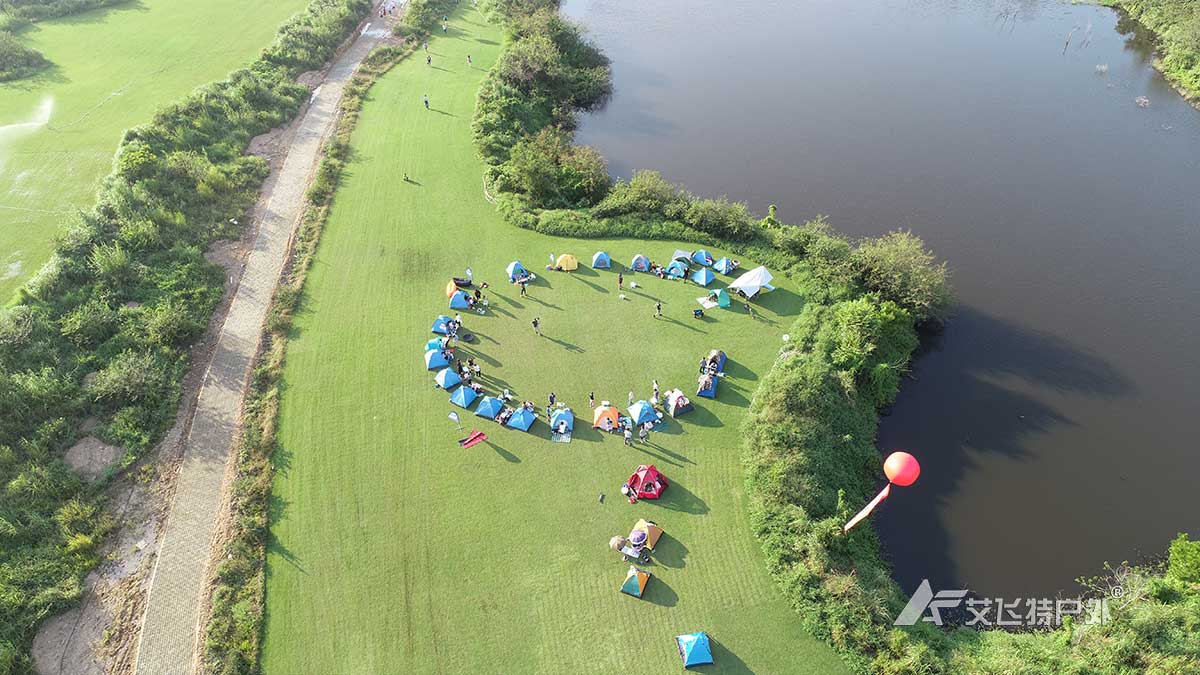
[589,392,595,408]
[427,54,431,66]
[639,425,648,443]
[520,280,528,297]
[744,300,754,318]
[618,273,624,291]
[532,317,541,336]
[424,94,429,109]
[655,302,662,318]
[473,361,482,378]
[454,312,462,326]
[628,390,635,406]
[624,427,634,446]
[467,54,472,66]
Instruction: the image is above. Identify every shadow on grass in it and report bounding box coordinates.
[653,532,689,569]
[659,315,706,334]
[643,575,679,607]
[492,291,524,310]
[721,358,757,382]
[652,478,708,514]
[546,335,584,353]
[570,274,608,294]
[681,404,722,428]
[706,638,755,674]
[266,492,306,574]
[429,107,455,117]
[528,295,563,311]
[484,440,519,463]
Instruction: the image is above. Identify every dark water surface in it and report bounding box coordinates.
[561,0,1200,597]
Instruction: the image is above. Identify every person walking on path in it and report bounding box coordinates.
[628,390,635,406]
[424,94,429,109]
[589,392,595,408]
[618,273,624,291]
[532,317,541,336]
[624,427,634,446]
[654,302,662,318]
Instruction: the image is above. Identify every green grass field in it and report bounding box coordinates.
[0,0,309,298]
[261,8,848,674]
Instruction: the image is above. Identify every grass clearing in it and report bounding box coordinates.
[260,7,848,674]
[0,0,309,298]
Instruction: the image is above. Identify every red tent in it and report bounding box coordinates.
[626,464,668,501]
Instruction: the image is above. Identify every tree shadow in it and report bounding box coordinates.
[643,575,678,607]
[875,305,1135,597]
[652,478,709,514]
[677,405,720,428]
[484,440,519,463]
[265,493,306,574]
[475,38,498,45]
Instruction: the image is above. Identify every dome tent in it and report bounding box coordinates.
[434,368,461,390]
[449,290,471,309]
[592,405,619,429]
[450,385,478,408]
[550,407,574,432]
[591,251,611,269]
[506,407,536,431]
[675,632,714,668]
[628,400,657,426]
[691,249,714,266]
[630,254,649,271]
[691,267,715,286]
[424,349,449,370]
[506,260,528,282]
[713,257,734,274]
[475,396,504,419]
[555,254,578,270]
[431,315,453,335]
[619,565,651,598]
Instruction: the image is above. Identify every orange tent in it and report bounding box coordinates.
[592,405,619,429]
[445,280,459,298]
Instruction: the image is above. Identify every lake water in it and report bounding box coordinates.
[561,0,1200,598]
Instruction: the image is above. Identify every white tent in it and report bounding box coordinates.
[727,265,774,298]
[671,249,692,262]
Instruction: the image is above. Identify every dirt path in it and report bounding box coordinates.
[125,7,395,675]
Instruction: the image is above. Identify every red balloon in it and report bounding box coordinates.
[883,452,920,487]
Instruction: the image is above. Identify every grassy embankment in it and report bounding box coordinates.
[257,5,851,674]
[0,0,309,299]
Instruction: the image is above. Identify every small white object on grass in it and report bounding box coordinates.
[618,293,627,300]
[782,333,790,341]
[630,281,638,288]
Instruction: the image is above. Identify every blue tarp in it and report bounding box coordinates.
[475,396,504,419]
[506,407,536,431]
[550,408,574,431]
[628,400,657,426]
[434,368,461,389]
[691,267,715,286]
[665,260,689,278]
[431,315,452,335]
[450,386,478,409]
[691,249,714,266]
[449,291,471,309]
[713,257,734,274]
[631,254,649,271]
[592,251,611,268]
[424,349,449,370]
[506,261,528,282]
[676,632,714,668]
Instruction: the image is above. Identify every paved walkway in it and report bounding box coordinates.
[132,9,392,675]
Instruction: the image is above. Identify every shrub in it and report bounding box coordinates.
[853,230,952,324]
[502,127,610,207]
[1168,533,1200,583]
[0,31,48,81]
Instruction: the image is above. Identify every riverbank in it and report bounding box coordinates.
[1100,0,1200,102]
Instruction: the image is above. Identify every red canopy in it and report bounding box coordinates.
[627,464,668,500]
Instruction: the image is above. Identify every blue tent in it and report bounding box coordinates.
[691,249,714,266]
[506,260,528,282]
[628,400,657,426]
[449,290,471,309]
[691,267,715,286]
[665,260,689,278]
[426,337,445,351]
[431,315,453,335]
[506,407,536,431]
[592,251,611,269]
[550,408,574,432]
[424,349,449,370]
[475,396,504,419]
[675,632,714,668]
[713,257,734,274]
[450,385,478,409]
[697,374,718,399]
[434,368,461,390]
[631,254,650,272]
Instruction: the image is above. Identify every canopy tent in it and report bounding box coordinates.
[425,337,446,351]
[666,389,693,417]
[713,256,734,274]
[424,349,449,370]
[628,400,657,426]
[675,632,714,668]
[555,254,578,271]
[592,405,620,429]
[671,249,692,263]
[445,280,460,298]
[550,407,574,432]
[619,565,651,598]
[474,396,504,419]
[696,373,718,399]
[434,368,461,390]
[431,315,453,335]
[626,464,668,499]
[631,519,664,550]
[591,251,611,269]
[727,265,774,298]
[506,260,528,282]
[449,290,471,309]
[665,260,689,278]
[450,385,478,408]
[691,267,715,286]
[506,407,536,431]
[691,249,714,266]
[631,254,650,272]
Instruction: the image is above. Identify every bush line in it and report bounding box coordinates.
[199,2,454,673]
[472,1,1200,673]
[1101,0,1200,102]
[0,0,372,671]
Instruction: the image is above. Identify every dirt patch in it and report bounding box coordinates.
[63,437,124,481]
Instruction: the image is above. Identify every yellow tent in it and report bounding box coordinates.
[445,280,459,298]
[631,519,664,550]
[556,254,578,271]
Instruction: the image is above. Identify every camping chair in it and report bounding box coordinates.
[693,308,704,319]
